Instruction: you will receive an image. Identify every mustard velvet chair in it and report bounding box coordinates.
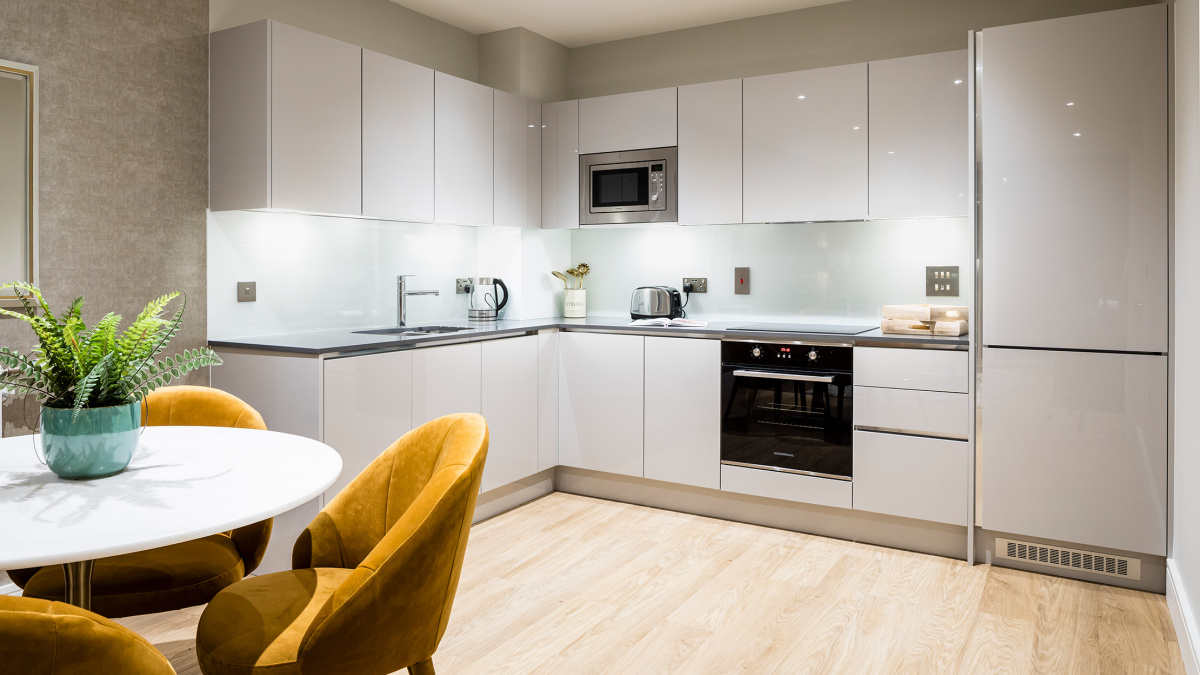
[0,595,176,675]
[6,386,274,618]
[195,413,489,675]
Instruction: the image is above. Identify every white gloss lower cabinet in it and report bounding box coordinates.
[982,347,1167,556]
[322,351,414,501]
[644,337,720,489]
[481,336,539,493]
[743,63,868,223]
[435,72,493,226]
[853,431,968,526]
[412,342,482,425]
[559,332,645,477]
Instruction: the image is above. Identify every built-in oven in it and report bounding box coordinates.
[579,147,677,225]
[720,340,854,481]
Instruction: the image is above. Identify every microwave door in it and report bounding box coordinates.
[591,165,649,213]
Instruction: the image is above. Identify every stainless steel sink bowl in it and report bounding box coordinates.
[353,326,468,336]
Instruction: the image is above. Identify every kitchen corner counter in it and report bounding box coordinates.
[208,317,969,356]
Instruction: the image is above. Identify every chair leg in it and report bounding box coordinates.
[409,658,436,675]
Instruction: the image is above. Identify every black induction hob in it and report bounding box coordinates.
[730,323,876,336]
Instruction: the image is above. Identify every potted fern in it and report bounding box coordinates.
[0,283,222,479]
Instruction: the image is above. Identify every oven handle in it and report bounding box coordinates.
[730,369,835,383]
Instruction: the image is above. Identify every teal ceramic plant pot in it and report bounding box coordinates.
[41,402,141,479]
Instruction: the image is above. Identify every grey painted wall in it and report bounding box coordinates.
[210,0,480,82]
[567,0,1164,99]
[0,0,209,436]
[479,27,570,102]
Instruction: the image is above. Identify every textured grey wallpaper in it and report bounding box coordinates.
[0,0,209,436]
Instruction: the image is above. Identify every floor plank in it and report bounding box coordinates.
[118,492,1186,675]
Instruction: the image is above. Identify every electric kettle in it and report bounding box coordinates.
[465,277,509,321]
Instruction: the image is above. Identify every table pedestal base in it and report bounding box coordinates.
[63,560,94,611]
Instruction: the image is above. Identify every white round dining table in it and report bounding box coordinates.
[0,426,342,610]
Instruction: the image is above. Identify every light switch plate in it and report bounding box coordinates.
[683,277,707,293]
[735,267,750,295]
[926,266,960,296]
[237,281,256,303]
[456,279,471,294]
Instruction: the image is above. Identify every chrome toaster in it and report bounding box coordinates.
[630,286,684,320]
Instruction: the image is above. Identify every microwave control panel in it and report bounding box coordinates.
[649,162,667,211]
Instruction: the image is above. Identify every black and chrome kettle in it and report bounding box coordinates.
[465,277,508,321]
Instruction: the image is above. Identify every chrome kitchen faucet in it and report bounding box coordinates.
[397,275,439,327]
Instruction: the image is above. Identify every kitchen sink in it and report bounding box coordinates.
[353,326,468,336]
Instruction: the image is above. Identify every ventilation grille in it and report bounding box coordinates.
[995,538,1141,581]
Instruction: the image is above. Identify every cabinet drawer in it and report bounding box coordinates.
[854,347,968,392]
[721,464,851,510]
[853,431,968,525]
[854,387,968,439]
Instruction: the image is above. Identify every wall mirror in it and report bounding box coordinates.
[0,59,36,309]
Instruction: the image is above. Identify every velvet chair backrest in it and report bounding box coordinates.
[289,413,489,674]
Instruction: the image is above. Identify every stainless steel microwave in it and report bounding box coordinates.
[579,147,677,225]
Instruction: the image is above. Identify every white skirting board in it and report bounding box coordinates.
[1167,560,1200,675]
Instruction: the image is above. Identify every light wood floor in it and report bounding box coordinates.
[120,492,1186,674]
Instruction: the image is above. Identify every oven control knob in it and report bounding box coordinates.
[807,349,819,361]
[751,346,762,358]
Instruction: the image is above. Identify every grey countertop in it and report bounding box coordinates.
[208,317,969,356]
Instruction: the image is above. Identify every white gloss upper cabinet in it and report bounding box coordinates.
[981,347,1167,555]
[211,20,362,215]
[362,50,434,222]
[644,337,720,489]
[578,87,677,154]
[868,51,969,219]
[435,72,493,226]
[743,64,868,223]
[559,332,645,477]
[322,351,413,502]
[981,5,1168,353]
[411,342,482,425]
[541,100,579,229]
[494,91,541,229]
[678,79,742,226]
[481,336,540,492]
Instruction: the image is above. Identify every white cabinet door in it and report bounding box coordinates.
[678,79,742,226]
[541,100,579,229]
[982,347,1167,555]
[854,346,969,393]
[435,72,493,226]
[271,22,362,215]
[537,331,559,472]
[578,87,677,154]
[412,342,483,425]
[494,91,541,229]
[982,6,1167,353]
[559,332,644,477]
[853,431,969,526]
[481,336,540,492]
[644,337,720,489]
[323,351,413,502]
[868,50,969,219]
[362,50,434,222]
[743,64,868,223]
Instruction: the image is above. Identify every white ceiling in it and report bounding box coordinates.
[390,0,851,48]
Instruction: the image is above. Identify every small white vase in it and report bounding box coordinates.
[564,289,586,318]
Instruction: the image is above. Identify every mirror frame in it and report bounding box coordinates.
[0,58,37,310]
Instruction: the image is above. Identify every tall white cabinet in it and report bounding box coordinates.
[541,100,579,229]
[559,332,645,477]
[210,20,362,214]
[493,91,541,229]
[868,50,969,219]
[678,79,742,226]
[743,63,868,223]
[435,72,494,227]
[362,50,434,222]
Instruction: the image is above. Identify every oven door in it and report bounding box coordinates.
[589,161,651,213]
[720,367,854,480]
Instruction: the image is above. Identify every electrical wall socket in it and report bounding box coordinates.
[683,277,707,293]
[456,278,471,294]
[237,281,256,303]
[926,266,960,296]
[735,267,750,295]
